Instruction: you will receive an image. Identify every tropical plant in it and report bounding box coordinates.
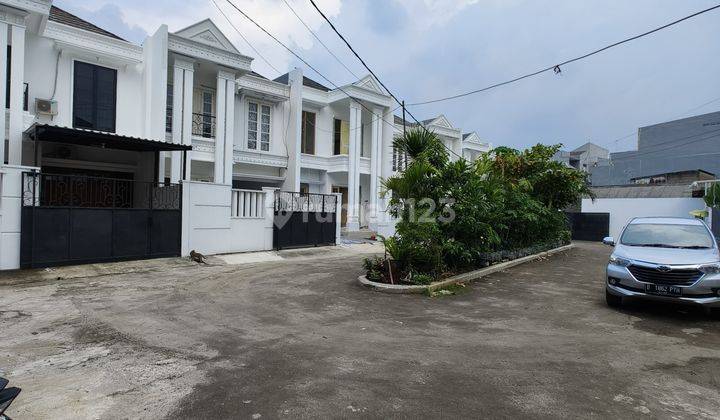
[704,183,720,208]
[374,128,591,284]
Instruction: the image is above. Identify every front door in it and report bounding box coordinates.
[332,186,348,227]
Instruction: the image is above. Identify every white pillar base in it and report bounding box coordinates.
[346,220,360,232]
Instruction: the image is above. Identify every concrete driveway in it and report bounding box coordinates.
[1,242,719,419]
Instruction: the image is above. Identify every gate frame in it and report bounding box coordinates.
[273,190,339,251]
[19,171,183,268]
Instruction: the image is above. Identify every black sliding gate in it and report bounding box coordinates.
[273,191,337,250]
[20,172,182,268]
[565,212,610,241]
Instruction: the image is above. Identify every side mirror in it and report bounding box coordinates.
[602,236,615,246]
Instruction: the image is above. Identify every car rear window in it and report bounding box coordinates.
[620,223,714,249]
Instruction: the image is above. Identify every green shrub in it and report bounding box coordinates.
[362,256,384,281]
[376,128,591,282]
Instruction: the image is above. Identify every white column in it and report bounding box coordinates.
[282,68,302,192]
[322,171,332,194]
[170,61,188,182]
[222,74,236,185]
[0,22,7,165]
[8,24,25,165]
[181,62,194,179]
[347,101,361,230]
[369,106,383,223]
[214,72,227,184]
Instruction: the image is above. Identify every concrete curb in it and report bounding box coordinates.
[357,244,575,294]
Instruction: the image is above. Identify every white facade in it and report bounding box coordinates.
[0,0,493,267]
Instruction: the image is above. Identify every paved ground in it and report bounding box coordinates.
[1,242,720,419]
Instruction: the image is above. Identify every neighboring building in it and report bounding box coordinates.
[591,111,720,186]
[0,1,491,269]
[461,132,492,162]
[392,115,491,167]
[553,142,609,172]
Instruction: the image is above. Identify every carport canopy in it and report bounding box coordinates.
[24,124,192,152]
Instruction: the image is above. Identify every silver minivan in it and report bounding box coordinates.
[604,217,720,311]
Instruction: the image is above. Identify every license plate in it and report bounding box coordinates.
[645,284,682,297]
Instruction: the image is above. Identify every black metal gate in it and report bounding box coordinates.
[20,172,182,268]
[565,212,610,241]
[273,191,337,250]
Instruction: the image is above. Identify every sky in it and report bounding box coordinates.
[54,0,720,153]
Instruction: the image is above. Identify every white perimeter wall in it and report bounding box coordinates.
[0,165,40,270]
[581,197,706,239]
[181,181,275,256]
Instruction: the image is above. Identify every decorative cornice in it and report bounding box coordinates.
[426,124,461,138]
[327,85,393,108]
[192,138,215,153]
[46,21,142,64]
[233,148,288,167]
[237,75,290,102]
[300,154,373,174]
[2,0,49,16]
[172,56,195,72]
[0,5,28,26]
[217,69,236,81]
[169,33,251,71]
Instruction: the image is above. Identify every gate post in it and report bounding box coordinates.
[262,187,278,251]
[333,192,342,245]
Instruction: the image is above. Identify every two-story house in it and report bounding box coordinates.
[0,0,492,269]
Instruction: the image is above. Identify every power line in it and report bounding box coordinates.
[621,127,720,159]
[209,0,281,75]
[407,4,720,106]
[596,94,720,149]
[308,0,465,160]
[280,0,360,80]
[220,0,400,136]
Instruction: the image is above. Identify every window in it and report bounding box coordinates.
[5,46,9,109]
[247,101,271,151]
[73,61,117,132]
[620,223,713,249]
[202,91,213,138]
[300,183,310,194]
[333,118,349,155]
[301,111,315,154]
[165,84,173,133]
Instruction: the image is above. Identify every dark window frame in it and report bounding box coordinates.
[72,61,117,133]
[301,110,315,155]
[333,118,342,155]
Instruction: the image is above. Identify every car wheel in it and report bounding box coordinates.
[606,290,622,308]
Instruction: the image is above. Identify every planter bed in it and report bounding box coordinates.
[358,243,575,294]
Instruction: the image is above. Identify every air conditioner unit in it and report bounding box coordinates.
[35,99,58,116]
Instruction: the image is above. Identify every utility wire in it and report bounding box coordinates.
[613,126,720,160]
[407,3,720,106]
[221,0,399,136]
[280,0,360,80]
[596,94,720,149]
[209,0,281,75]
[308,0,465,160]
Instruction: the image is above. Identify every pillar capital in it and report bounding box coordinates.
[172,56,195,72]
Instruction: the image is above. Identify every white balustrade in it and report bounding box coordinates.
[231,189,266,218]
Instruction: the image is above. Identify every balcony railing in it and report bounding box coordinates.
[192,112,216,138]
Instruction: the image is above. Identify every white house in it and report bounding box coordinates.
[0,0,492,269]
